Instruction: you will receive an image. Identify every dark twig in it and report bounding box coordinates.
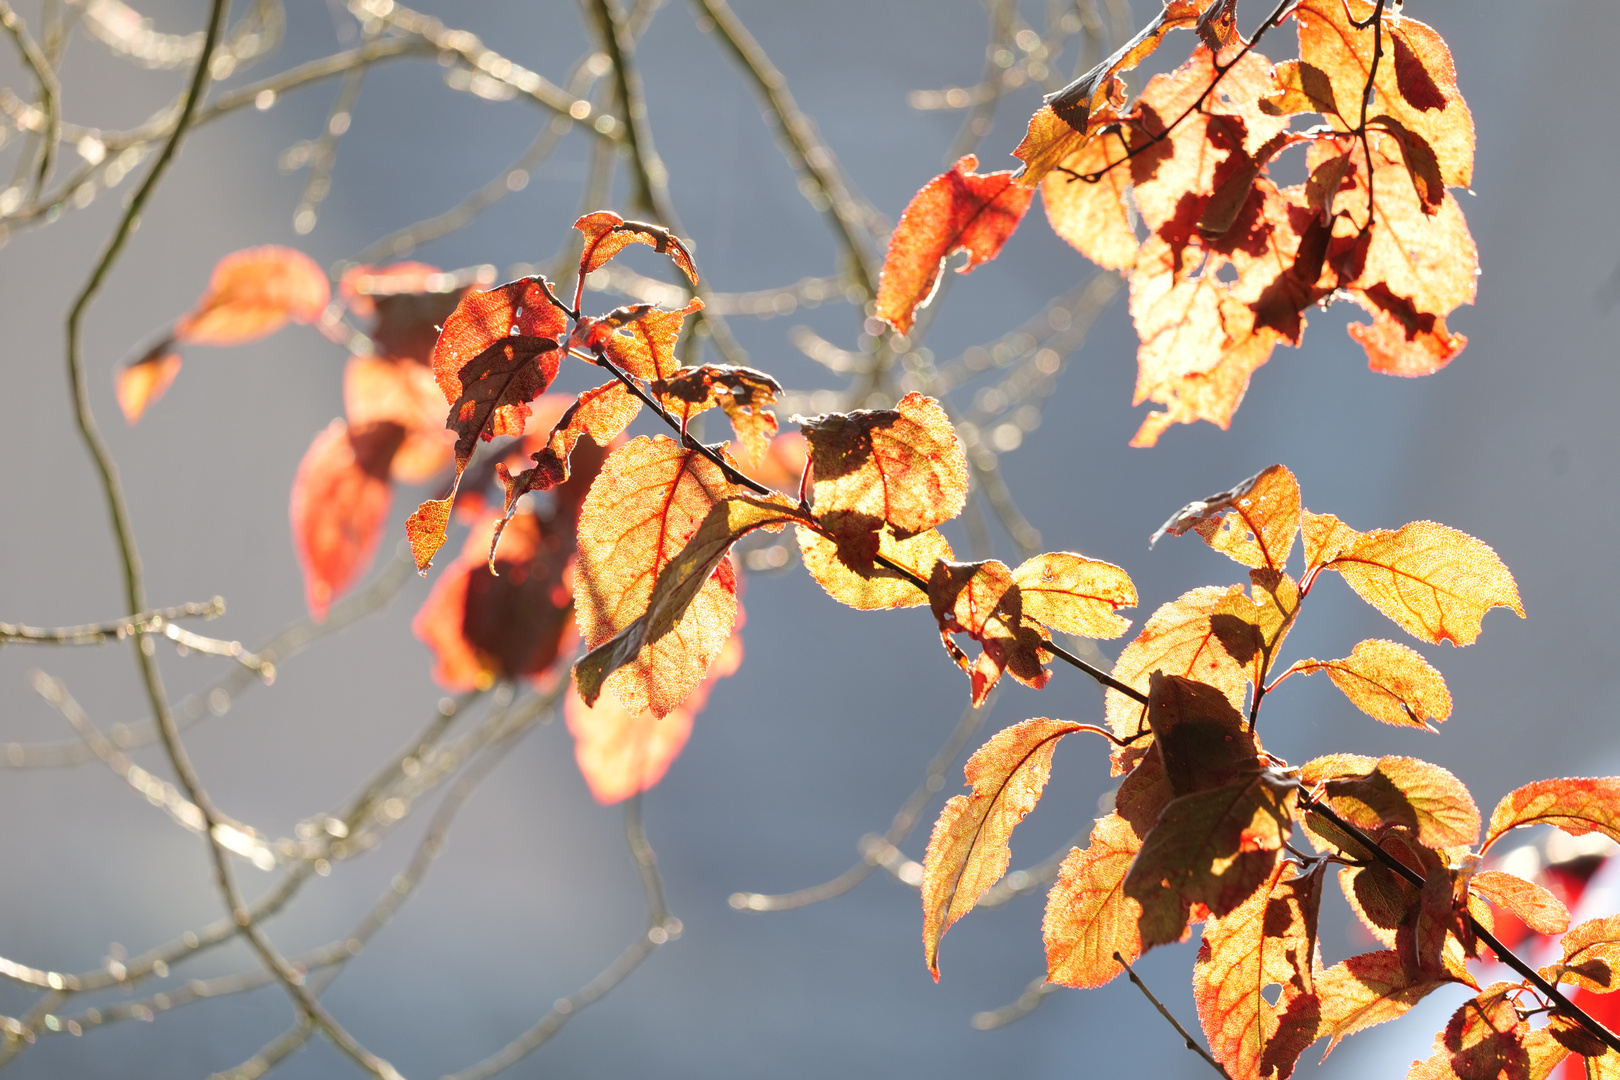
[1115,952,1232,1079]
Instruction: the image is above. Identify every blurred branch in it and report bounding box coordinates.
[0,1,60,199]
[970,973,1057,1030]
[0,596,223,645]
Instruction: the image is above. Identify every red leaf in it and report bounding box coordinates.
[574,211,699,293]
[290,419,403,620]
[429,276,571,408]
[175,246,330,346]
[875,155,1034,334]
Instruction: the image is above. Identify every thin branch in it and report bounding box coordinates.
[970,973,1057,1030]
[0,0,60,199]
[1115,952,1232,1078]
[0,597,223,644]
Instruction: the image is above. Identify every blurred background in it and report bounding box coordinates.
[1,0,1617,1076]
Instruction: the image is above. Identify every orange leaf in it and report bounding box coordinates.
[922,717,1084,979]
[927,559,1050,706]
[1313,520,1523,646]
[1549,915,1620,994]
[411,510,575,690]
[429,276,571,407]
[1469,872,1568,937]
[1300,754,1480,849]
[405,497,453,573]
[114,343,181,423]
[1193,861,1324,1080]
[1314,949,1449,1056]
[573,437,793,716]
[1104,585,1249,762]
[651,364,782,467]
[1010,551,1136,639]
[574,211,698,288]
[1039,127,1138,271]
[874,155,1034,334]
[344,355,454,483]
[1043,813,1144,989]
[1408,984,1528,1080]
[447,337,565,469]
[1209,569,1301,689]
[1301,509,1362,570]
[1483,778,1620,853]
[175,246,329,346]
[797,525,952,610]
[1151,465,1301,572]
[1123,773,1294,949]
[799,392,969,549]
[1286,639,1452,729]
[579,299,704,383]
[566,622,743,805]
[290,419,402,620]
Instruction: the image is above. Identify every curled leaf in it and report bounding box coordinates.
[581,299,704,382]
[575,211,698,288]
[1151,465,1301,572]
[875,155,1034,334]
[922,718,1085,978]
[928,559,1050,706]
[651,364,782,466]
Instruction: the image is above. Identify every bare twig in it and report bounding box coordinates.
[1116,952,1232,1078]
[0,597,223,644]
[970,973,1057,1030]
[0,0,60,199]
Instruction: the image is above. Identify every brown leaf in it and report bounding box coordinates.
[928,559,1050,706]
[1285,639,1452,729]
[1010,551,1136,639]
[797,524,952,610]
[1044,813,1144,989]
[923,717,1085,978]
[1151,465,1301,572]
[115,343,181,424]
[573,437,794,716]
[575,210,699,288]
[290,419,402,620]
[1193,861,1325,1080]
[1148,673,1262,798]
[799,392,969,542]
[875,155,1035,334]
[1483,778,1620,853]
[339,261,464,363]
[429,276,570,407]
[343,354,454,483]
[651,364,782,466]
[175,246,330,346]
[1312,520,1523,646]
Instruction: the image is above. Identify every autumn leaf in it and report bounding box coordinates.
[1300,754,1480,849]
[1301,509,1361,570]
[115,342,182,423]
[344,354,454,483]
[650,364,782,466]
[339,260,464,363]
[1547,915,1620,994]
[1043,813,1143,989]
[798,393,969,563]
[175,245,329,346]
[1124,773,1294,949]
[289,419,403,621]
[1148,673,1262,798]
[428,276,571,407]
[572,437,790,717]
[567,625,742,805]
[574,211,699,290]
[922,717,1085,979]
[797,525,952,610]
[1210,570,1300,689]
[1311,520,1523,646]
[411,509,574,691]
[1010,552,1136,639]
[1193,861,1324,1080]
[579,299,704,383]
[1039,128,1138,271]
[1482,778,1620,853]
[875,155,1034,334]
[1314,949,1450,1056]
[1408,984,1529,1080]
[1104,585,1249,758]
[405,497,454,576]
[1469,872,1568,937]
[1285,639,1452,729]
[927,559,1049,706]
[1151,465,1301,572]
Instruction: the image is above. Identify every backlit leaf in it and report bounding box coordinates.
[573,437,793,716]
[1125,774,1295,949]
[446,337,565,470]
[1313,520,1523,646]
[923,717,1084,978]
[344,354,454,483]
[1151,465,1301,572]
[1483,778,1620,853]
[1210,570,1300,689]
[175,246,330,346]
[115,342,181,423]
[1300,755,1480,849]
[1314,949,1449,1056]
[290,419,402,620]
[1286,639,1452,729]
[1193,861,1324,1080]
[1547,915,1620,994]
[1148,673,1262,798]
[1408,984,1528,1080]
[928,559,1050,706]
[1469,872,1568,937]
[799,393,969,553]
[1104,585,1249,760]
[575,211,699,288]
[875,155,1034,334]
[651,364,782,466]
[406,497,453,575]
[1010,551,1136,639]
[1039,128,1138,271]
[797,525,952,610]
[340,261,464,363]
[429,276,570,407]
[581,299,704,383]
[567,626,742,805]
[1302,510,1361,570]
[1043,813,1143,989]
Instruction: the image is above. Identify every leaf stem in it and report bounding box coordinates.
[1114,951,1232,1079]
